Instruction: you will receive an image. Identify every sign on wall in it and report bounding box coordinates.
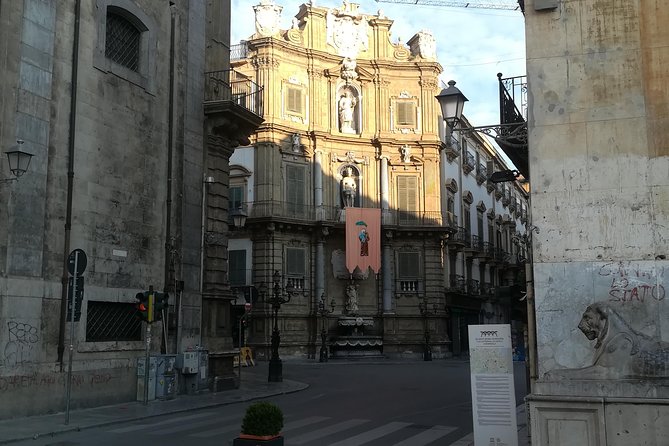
[468,324,518,446]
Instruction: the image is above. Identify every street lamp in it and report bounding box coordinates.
[231,207,247,228]
[418,298,439,361]
[435,80,468,130]
[267,270,293,382]
[2,140,33,183]
[435,79,528,146]
[317,294,336,363]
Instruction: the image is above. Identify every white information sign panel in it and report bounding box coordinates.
[468,324,518,446]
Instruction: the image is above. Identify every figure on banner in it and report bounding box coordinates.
[357,221,369,256]
[341,166,357,207]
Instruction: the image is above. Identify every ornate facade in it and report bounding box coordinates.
[229,0,528,360]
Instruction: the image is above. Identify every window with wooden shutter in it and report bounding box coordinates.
[397,175,418,224]
[396,101,416,127]
[286,164,306,217]
[229,250,247,286]
[286,86,303,114]
[397,251,421,292]
[286,247,306,290]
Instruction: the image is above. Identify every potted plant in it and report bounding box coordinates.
[233,401,284,445]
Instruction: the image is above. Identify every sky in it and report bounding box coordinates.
[230,0,526,138]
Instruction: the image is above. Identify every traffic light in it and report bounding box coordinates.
[153,292,169,321]
[134,290,169,323]
[134,292,149,322]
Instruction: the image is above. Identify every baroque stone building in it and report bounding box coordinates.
[228,0,529,360]
[0,0,261,418]
[524,0,669,444]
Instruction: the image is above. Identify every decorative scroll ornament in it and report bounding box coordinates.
[254,0,282,37]
[326,2,369,59]
[408,30,436,60]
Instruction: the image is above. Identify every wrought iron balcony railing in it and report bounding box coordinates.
[449,226,470,245]
[467,279,480,296]
[235,201,457,229]
[463,152,476,174]
[448,274,466,293]
[230,42,248,61]
[480,282,495,296]
[471,235,484,251]
[204,69,263,117]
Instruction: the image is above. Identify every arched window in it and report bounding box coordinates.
[94,1,156,91]
[105,10,142,72]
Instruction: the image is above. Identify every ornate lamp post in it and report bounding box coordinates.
[418,298,439,361]
[267,270,293,382]
[317,294,336,362]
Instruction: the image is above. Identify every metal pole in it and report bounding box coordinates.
[64,252,78,425]
[143,324,151,405]
[143,285,153,405]
[238,314,242,382]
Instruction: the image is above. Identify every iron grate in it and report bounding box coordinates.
[105,12,140,72]
[86,301,142,342]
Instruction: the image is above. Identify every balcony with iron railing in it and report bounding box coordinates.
[463,152,476,174]
[449,227,470,246]
[204,69,263,117]
[441,134,460,162]
[230,42,248,62]
[471,235,484,252]
[497,73,529,179]
[480,282,495,296]
[475,163,487,185]
[448,274,466,293]
[233,201,457,231]
[467,279,480,296]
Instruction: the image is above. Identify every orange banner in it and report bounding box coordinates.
[346,208,381,274]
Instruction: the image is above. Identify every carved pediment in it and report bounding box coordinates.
[476,200,487,213]
[463,190,474,205]
[445,178,458,193]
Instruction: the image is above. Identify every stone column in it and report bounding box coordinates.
[314,149,323,219]
[382,231,393,313]
[380,155,389,223]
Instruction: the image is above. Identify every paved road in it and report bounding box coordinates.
[11,360,527,446]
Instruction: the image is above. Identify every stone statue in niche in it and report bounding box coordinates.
[338,90,358,134]
[340,166,357,208]
[291,133,301,152]
[546,301,669,380]
[344,282,359,315]
[400,145,411,163]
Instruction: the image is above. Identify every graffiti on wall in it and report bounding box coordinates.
[598,261,666,303]
[0,372,114,392]
[2,321,39,367]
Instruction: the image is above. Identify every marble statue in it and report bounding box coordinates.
[341,166,357,207]
[345,283,359,315]
[338,91,357,133]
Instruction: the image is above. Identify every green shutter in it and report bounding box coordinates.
[229,250,246,286]
[286,248,306,275]
[287,87,302,113]
[287,164,306,216]
[398,252,420,278]
[229,186,243,210]
[396,101,415,126]
[397,176,418,224]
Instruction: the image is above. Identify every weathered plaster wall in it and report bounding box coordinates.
[526,0,669,443]
[0,0,208,419]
